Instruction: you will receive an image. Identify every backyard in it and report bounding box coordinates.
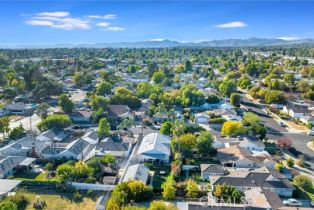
[11,171,59,182]
[23,190,97,210]
[1,188,98,210]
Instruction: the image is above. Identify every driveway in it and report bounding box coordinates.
[9,113,41,132]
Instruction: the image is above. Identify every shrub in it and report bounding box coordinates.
[286,158,294,167]
[73,190,82,202]
[293,175,313,191]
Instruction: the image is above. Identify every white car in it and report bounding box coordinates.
[308,130,314,136]
[283,199,302,207]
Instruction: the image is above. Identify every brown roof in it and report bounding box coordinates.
[217,145,261,164]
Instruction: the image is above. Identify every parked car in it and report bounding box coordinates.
[288,147,302,158]
[283,199,302,207]
[307,130,314,136]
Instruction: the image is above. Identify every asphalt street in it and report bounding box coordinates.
[241,95,314,171]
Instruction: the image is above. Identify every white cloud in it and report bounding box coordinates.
[105,26,125,31]
[86,14,117,19]
[26,15,90,30]
[149,38,165,42]
[97,22,110,28]
[215,21,247,28]
[278,37,300,41]
[24,11,123,31]
[37,11,70,18]
[25,20,54,26]
[51,18,90,30]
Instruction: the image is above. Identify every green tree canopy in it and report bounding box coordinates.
[97,81,112,96]
[196,131,214,156]
[58,94,74,114]
[98,118,110,138]
[37,114,72,131]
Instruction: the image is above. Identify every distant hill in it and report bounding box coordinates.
[1,38,314,49]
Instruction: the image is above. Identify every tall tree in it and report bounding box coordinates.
[98,118,110,138]
[0,117,10,139]
[58,94,74,114]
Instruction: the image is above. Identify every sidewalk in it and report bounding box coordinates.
[283,153,314,179]
[307,142,314,152]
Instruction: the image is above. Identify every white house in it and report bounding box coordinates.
[283,105,311,119]
[137,132,171,164]
[122,164,150,184]
[238,139,265,152]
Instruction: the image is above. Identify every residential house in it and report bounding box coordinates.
[210,167,295,197]
[200,164,226,181]
[70,110,92,123]
[0,137,49,157]
[283,105,311,119]
[36,128,70,142]
[41,138,94,161]
[244,187,283,210]
[107,105,134,120]
[0,179,22,199]
[217,145,273,168]
[195,113,210,124]
[237,138,265,152]
[122,164,150,184]
[82,130,99,145]
[153,111,169,123]
[0,156,26,178]
[137,132,171,164]
[95,138,131,158]
[4,102,37,115]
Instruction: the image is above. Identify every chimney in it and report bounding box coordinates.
[31,142,36,157]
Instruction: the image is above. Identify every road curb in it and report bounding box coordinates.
[306,142,314,152]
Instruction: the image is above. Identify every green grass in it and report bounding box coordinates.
[292,182,314,201]
[11,171,59,182]
[11,189,97,210]
[189,157,220,165]
[150,165,170,190]
[152,175,165,189]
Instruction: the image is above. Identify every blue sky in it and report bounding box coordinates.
[0,1,313,44]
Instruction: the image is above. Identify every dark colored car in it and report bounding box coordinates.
[288,147,302,158]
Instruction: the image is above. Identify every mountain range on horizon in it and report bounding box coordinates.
[2,37,314,49]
